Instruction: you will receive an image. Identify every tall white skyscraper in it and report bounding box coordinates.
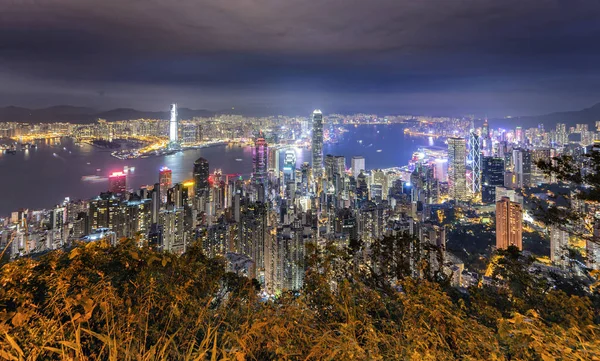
[311,110,324,179]
[169,103,179,146]
[448,137,467,201]
[351,156,365,179]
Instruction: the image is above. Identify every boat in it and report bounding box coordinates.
[81,175,106,182]
[376,149,383,153]
[236,158,243,162]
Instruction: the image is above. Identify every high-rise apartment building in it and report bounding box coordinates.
[496,196,523,250]
[448,137,467,201]
[549,225,569,268]
[311,110,324,179]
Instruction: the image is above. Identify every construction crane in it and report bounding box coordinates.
[0,231,16,260]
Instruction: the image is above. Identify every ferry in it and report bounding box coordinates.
[81,175,105,182]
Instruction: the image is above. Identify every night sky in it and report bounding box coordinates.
[2,0,600,116]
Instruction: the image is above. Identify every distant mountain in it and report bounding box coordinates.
[0,106,214,123]
[503,102,600,129]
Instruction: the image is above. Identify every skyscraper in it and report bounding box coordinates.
[467,132,481,196]
[193,157,210,198]
[311,110,324,179]
[447,137,467,201]
[108,172,127,194]
[253,137,268,185]
[512,148,532,188]
[496,196,523,250]
[268,147,280,175]
[325,154,345,180]
[169,103,179,148]
[481,157,505,204]
[283,149,296,185]
[159,167,172,203]
[351,156,365,179]
[550,225,569,268]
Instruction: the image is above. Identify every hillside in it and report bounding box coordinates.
[0,106,214,123]
[0,239,598,360]
[499,102,600,129]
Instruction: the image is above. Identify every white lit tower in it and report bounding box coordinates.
[467,130,481,197]
[168,103,180,149]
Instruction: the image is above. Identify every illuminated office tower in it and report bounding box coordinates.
[434,159,448,182]
[481,157,504,204]
[325,154,345,180]
[168,103,179,147]
[496,196,523,250]
[351,156,365,179]
[467,132,481,196]
[311,110,324,179]
[447,137,467,201]
[159,167,172,204]
[268,147,280,175]
[512,148,532,188]
[549,225,569,268]
[108,172,127,194]
[253,137,268,185]
[283,149,297,185]
[193,157,210,198]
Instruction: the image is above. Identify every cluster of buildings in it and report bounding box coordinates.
[440,119,600,272]
[2,109,600,294]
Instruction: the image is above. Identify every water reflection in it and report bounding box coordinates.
[0,124,439,214]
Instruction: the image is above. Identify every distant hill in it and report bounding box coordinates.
[0,106,214,123]
[498,102,600,129]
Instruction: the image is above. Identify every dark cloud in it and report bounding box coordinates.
[1,0,600,116]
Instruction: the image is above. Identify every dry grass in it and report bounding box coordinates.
[0,239,598,360]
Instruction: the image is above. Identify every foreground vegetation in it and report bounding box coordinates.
[0,239,599,360]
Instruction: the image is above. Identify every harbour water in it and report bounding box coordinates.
[0,124,439,215]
